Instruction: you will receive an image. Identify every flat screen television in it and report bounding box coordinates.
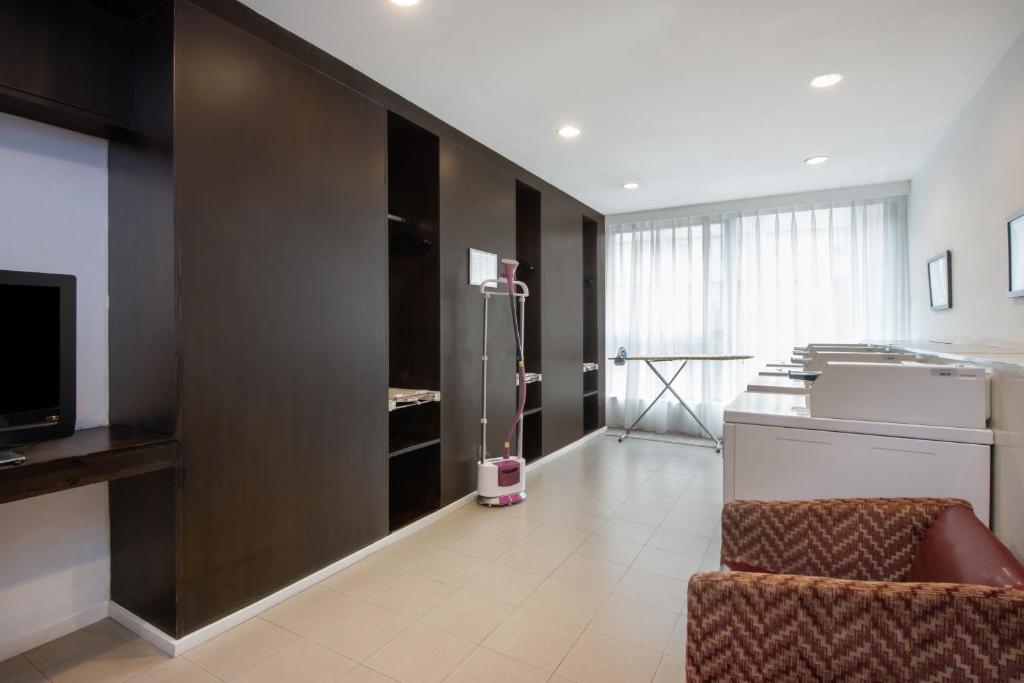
[0,269,76,451]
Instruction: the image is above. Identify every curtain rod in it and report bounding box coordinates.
[607,181,911,226]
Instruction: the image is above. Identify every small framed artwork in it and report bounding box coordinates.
[928,250,952,310]
[1009,211,1024,298]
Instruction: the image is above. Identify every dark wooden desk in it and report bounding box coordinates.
[0,427,176,504]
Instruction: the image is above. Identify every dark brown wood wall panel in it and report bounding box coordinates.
[596,216,607,428]
[0,0,133,135]
[110,465,181,636]
[439,143,516,504]
[186,0,602,231]
[173,1,388,631]
[108,1,177,434]
[541,195,585,452]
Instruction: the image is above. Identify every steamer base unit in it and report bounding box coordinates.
[476,259,529,507]
[477,457,527,507]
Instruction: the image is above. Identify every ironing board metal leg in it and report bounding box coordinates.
[618,361,687,442]
[646,360,721,450]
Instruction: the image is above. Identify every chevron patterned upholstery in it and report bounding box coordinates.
[687,499,1024,682]
[720,498,970,581]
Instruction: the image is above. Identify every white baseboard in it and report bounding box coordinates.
[526,426,607,474]
[0,602,109,662]
[110,428,605,657]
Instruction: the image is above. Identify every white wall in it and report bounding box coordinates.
[909,32,1024,344]
[908,31,1024,559]
[0,112,111,658]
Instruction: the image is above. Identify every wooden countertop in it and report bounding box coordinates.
[0,426,177,504]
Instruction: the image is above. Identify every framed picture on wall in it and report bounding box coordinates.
[1010,211,1024,298]
[928,250,952,310]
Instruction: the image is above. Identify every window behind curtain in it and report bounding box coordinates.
[606,196,910,437]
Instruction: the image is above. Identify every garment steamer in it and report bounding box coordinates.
[476,259,529,507]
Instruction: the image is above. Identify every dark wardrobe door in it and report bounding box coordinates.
[541,194,585,453]
[173,2,388,631]
[439,142,516,504]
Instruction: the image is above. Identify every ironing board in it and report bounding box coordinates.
[612,354,753,451]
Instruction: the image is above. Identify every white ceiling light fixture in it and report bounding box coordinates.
[557,125,581,139]
[390,0,419,6]
[810,73,843,88]
[622,182,640,190]
[805,155,830,166]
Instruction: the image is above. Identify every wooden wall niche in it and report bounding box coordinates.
[583,216,600,433]
[387,112,442,530]
[516,181,544,461]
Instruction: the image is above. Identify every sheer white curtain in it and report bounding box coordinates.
[606,196,910,436]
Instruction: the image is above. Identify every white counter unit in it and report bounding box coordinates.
[747,374,811,395]
[723,391,992,525]
[758,366,795,377]
[802,351,917,372]
[809,362,989,429]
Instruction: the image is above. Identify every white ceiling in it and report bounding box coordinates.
[240,0,1024,215]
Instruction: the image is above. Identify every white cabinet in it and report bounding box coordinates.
[724,422,991,525]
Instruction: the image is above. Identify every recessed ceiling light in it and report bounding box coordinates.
[622,182,640,190]
[390,0,419,6]
[810,73,843,88]
[557,125,581,139]
[805,155,830,166]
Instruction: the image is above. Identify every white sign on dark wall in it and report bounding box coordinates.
[468,248,498,288]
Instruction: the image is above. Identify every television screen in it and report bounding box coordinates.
[0,284,62,423]
[0,270,75,446]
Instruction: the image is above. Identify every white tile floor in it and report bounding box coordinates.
[1,434,722,682]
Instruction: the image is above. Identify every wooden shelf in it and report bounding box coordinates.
[389,442,440,532]
[1,427,176,505]
[516,181,543,376]
[388,437,442,458]
[389,499,438,532]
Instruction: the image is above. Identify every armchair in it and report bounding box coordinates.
[686,498,1024,682]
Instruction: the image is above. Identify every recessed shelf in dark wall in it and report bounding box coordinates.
[389,437,442,459]
[516,181,543,376]
[525,381,543,413]
[522,411,544,462]
[584,392,600,433]
[388,112,442,531]
[582,217,599,367]
[389,443,440,532]
[388,112,441,391]
[389,401,440,456]
[583,216,600,434]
